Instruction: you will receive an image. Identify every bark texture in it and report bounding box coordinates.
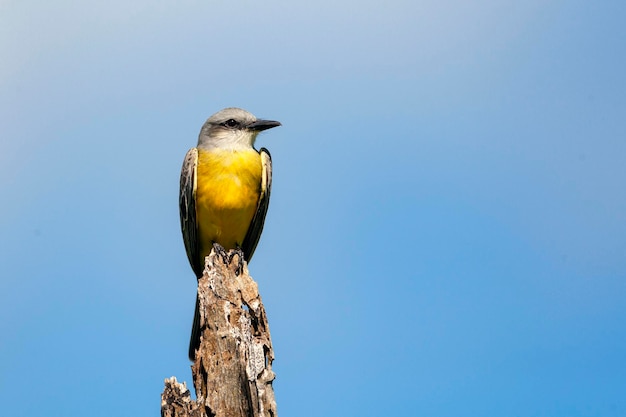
[161,250,277,417]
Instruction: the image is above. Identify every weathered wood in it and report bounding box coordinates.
[161,377,203,417]
[161,249,277,417]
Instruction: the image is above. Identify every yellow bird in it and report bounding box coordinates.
[179,107,281,359]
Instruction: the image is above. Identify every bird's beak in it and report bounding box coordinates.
[248,119,282,131]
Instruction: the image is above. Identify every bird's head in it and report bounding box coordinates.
[197,107,281,150]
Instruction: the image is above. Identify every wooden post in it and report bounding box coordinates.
[161,250,277,417]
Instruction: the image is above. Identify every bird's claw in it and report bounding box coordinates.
[230,247,245,276]
[212,242,229,265]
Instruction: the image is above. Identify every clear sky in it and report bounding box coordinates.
[1,1,625,416]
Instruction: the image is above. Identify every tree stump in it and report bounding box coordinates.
[161,249,277,417]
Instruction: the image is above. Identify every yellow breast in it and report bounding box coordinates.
[195,148,262,262]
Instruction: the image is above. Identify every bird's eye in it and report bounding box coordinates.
[222,119,239,128]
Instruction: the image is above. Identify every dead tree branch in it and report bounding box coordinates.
[161,250,277,417]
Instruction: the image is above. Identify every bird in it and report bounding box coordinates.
[179,107,281,360]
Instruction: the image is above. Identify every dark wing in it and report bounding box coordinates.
[241,147,272,262]
[179,148,202,278]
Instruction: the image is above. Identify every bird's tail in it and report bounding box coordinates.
[188,295,200,360]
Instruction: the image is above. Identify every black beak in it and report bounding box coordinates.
[248,119,282,132]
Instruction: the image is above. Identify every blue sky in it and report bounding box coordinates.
[1,1,625,416]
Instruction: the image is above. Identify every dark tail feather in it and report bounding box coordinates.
[188,295,200,360]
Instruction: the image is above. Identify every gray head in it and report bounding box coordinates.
[197,107,281,150]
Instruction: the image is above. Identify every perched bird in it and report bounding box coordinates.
[179,107,281,359]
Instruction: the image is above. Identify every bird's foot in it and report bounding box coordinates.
[230,247,245,276]
[212,242,229,265]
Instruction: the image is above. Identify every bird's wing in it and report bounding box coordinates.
[179,148,202,277]
[241,147,273,262]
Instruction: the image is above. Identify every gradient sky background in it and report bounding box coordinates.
[1,1,625,416]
